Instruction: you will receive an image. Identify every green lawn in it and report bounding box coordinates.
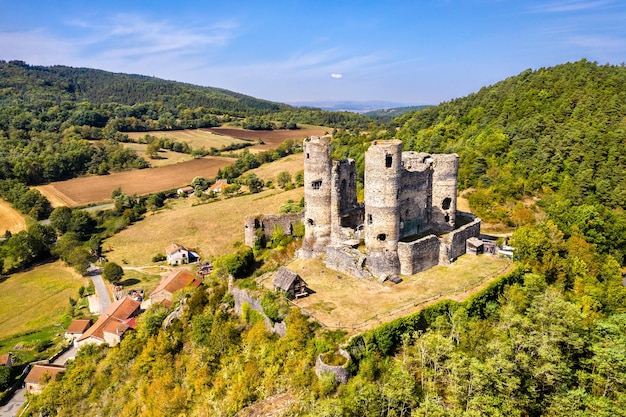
[0,261,87,343]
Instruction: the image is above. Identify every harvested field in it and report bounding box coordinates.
[36,156,234,207]
[248,153,304,182]
[0,199,27,234]
[208,126,328,151]
[104,187,304,266]
[122,143,195,167]
[126,129,250,151]
[261,255,513,335]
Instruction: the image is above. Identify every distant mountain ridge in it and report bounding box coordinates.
[287,100,424,113]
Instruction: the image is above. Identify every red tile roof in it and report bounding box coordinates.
[76,298,140,344]
[166,243,188,256]
[0,354,10,366]
[66,319,92,334]
[25,364,65,384]
[150,269,200,297]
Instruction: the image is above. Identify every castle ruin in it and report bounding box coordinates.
[245,136,481,281]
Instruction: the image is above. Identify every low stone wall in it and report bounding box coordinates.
[325,245,372,280]
[244,213,304,248]
[315,349,351,384]
[230,283,287,336]
[398,235,441,275]
[441,214,481,263]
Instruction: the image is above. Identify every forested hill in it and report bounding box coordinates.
[0,60,288,115]
[395,60,626,212]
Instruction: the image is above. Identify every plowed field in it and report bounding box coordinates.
[36,156,234,207]
[208,126,328,150]
[0,200,26,234]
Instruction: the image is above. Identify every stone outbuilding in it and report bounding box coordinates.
[25,364,65,394]
[272,267,308,299]
[0,353,11,368]
[466,237,484,255]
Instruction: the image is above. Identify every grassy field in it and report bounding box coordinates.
[260,255,513,335]
[0,199,27,235]
[104,186,305,266]
[248,153,304,182]
[208,126,328,153]
[0,261,87,346]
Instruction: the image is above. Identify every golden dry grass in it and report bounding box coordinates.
[0,199,27,234]
[121,143,195,167]
[248,153,304,182]
[259,255,513,335]
[0,261,87,339]
[103,187,304,266]
[126,129,250,151]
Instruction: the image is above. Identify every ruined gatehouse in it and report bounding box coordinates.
[246,136,481,281]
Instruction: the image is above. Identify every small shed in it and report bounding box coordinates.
[272,267,308,299]
[65,319,92,342]
[25,364,66,394]
[466,237,484,255]
[0,354,11,368]
[177,186,194,196]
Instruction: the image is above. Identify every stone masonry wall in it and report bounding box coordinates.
[230,284,287,337]
[244,213,304,248]
[325,245,373,280]
[397,235,441,275]
[440,214,481,264]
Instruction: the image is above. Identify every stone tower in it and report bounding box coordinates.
[364,140,403,277]
[431,154,459,231]
[301,136,333,258]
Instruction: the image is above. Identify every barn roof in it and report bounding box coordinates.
[166,243,188,255]
[66,319,92,334]
[25,364,65,384]
[150,269,200,297]
[76,298,140,344]
[272,267,303,291]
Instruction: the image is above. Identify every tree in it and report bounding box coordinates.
[276,171,292,189]
[49,206,73,234]
[102,262,124,283]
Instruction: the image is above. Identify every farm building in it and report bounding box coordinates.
[466,237,484,255]
[25,364,66,394]
[209,179,229,193]
[0,353,11,368]
[273,267,308,299]
[76,298,140,348]
[150,269,202,307]
[166,242,198,265]
[177,186,194,195]
[65,319,92,344]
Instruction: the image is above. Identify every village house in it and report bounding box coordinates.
[166,242,197,265]
[150,269,202,307]
[25,364,65,394]
[176,186,194,196]
[76,297,141,348]
[0,353,11,368]
[209,179,229,193]
[273,267,308,299]
[65,319,92,344]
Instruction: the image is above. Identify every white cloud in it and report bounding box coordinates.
[330,73,343,79]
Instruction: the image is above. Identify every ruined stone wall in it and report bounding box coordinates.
[440,213,481,264]
[330,159,360,243]
[315,349,351,384]
[325,245,373,280]
[397,235,441,275]
[230,284,287,336]
[244,213,304,248]
[302,136,333,258]
[398,153,433,238]
[431,154,459,232]
[364,140,403,277]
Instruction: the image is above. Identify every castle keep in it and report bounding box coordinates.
[246,136,481,280]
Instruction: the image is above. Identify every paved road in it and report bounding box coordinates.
[0,386,25,417]
[87,264,112,314]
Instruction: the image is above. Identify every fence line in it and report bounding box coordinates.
[289,262,512,332]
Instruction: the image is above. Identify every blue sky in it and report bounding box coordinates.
[1,0,625,105]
